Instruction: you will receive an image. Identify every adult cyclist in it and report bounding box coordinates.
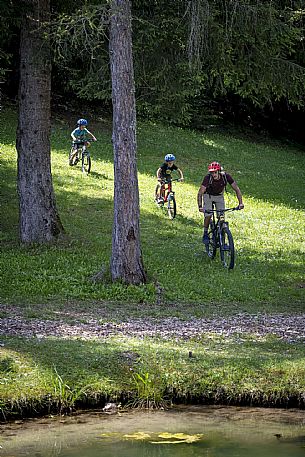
[197,161,244,244]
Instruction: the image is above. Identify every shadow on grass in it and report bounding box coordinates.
[0,159,19,239]
[64,166,111,182]
[88,170,112,181]
[1,106,304,212]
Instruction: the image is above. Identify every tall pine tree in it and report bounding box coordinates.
[16,0,64,242]
[109,0,146,284]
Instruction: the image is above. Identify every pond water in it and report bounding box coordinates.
[0,406,304,457]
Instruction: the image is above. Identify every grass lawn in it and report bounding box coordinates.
[0,107,304,310]
[0,106,304,418]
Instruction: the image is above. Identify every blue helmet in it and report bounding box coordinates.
[164,153,176,162]
[77,118,88,126]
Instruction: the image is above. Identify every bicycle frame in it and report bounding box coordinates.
[81,145,90,161]
[160,179,174,202]
[69,139,93,173]
[208,207,229,234]
[205,205,239,269]
[72,140,91,158]
[157,178,180,219]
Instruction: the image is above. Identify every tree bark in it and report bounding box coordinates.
[16,0,64,243]
[109,0,146,284]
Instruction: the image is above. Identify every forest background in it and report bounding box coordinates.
[1,0,305,144]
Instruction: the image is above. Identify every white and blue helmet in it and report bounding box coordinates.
[164,153,176,162]
[77,118,88,126]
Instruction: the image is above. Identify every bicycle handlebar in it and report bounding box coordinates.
[72,138,96,144]
[160,178,182,184]
[205,206,241,214]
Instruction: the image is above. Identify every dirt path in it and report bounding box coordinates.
[0,306,304,342]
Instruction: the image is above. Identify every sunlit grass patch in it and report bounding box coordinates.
[0,107,304,310]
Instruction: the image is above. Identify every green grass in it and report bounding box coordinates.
[0,334,304,418]
[0,106,304,417]
[0,107,304,312]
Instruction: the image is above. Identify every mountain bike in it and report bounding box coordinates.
[155,178,181,219]
[69,139,95,174]
[204,205,241,269]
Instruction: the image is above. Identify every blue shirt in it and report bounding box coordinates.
[71,128,90,140]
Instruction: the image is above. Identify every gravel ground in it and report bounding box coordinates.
[0,306,305,342]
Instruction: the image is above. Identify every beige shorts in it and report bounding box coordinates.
[203,193,225,215]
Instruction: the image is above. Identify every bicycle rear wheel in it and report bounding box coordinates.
[69,147,79,166]
[205,221,217,259]
[82,153,91,174]
[220,224,235,269]
[167,194,176,219]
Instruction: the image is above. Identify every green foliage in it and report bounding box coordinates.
[50,2,110,100]
[132,2,199,125]
[47,0,305,125]
[49,366,102,414]
[187,0,305,107]
[0,1,304,124]
[128,369,168,409]
[0,0,23,83]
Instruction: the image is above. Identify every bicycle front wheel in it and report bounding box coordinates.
[167,195,176,219]
[82,153,91,174]
[220,225,235,269]
[205,221,217,259]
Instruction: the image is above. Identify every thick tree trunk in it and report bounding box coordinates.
[109,0,146,284]
[16,0,64,243]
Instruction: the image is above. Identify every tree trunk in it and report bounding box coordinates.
[109,0,146,284]
[16,0,64,243]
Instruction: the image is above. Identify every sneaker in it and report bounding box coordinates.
[157,197,164,205]
[202,233,209,244]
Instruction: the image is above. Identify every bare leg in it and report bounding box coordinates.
[204,215,211,229]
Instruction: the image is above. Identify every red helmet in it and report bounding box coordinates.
[208,161,221,172]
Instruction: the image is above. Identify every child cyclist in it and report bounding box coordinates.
[70,118,96,165]
[155,153,184,204]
